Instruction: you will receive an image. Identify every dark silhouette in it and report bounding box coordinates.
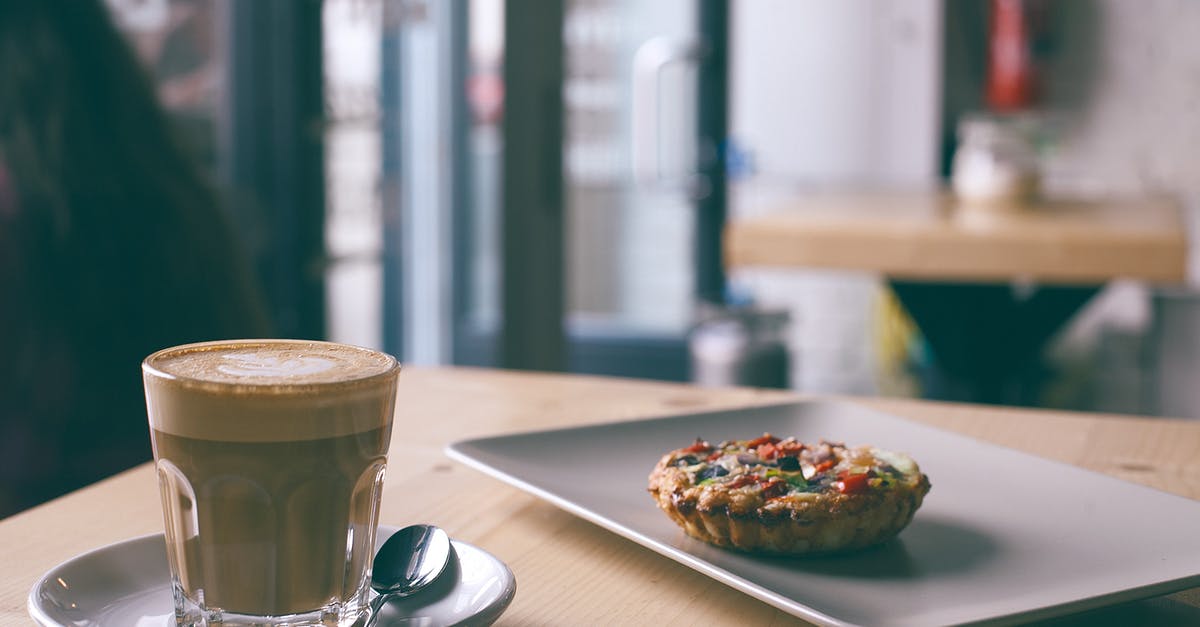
[0,0,271,517]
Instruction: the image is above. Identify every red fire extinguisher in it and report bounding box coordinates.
[987,0,1036,111]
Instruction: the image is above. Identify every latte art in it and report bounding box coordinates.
[147,340,395,387]
[217,353,336,378]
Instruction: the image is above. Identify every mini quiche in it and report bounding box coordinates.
[647,434,930,554]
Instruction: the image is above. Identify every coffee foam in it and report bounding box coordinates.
[148,340,395,386]
[144,340,400,442]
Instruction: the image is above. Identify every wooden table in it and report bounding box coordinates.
[725,191,1189,405]
[3,367,1199,625]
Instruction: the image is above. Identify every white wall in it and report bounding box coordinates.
[730,0,941,189]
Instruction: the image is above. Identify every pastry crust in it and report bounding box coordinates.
[647,434,930,554]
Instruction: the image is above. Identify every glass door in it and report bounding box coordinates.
[565,0,699,334]
[451,0,725,380]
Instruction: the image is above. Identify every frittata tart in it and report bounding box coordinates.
[647,434,930,554]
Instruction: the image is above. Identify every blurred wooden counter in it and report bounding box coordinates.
[726,191,1187,284]
[725,191,1189,404]
[2,368,1199,625]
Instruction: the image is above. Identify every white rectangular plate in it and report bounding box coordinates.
[445,401,1200,626]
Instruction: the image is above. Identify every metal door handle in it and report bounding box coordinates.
[632,36,704,189]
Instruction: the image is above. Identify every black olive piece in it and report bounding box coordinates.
[697,465,729,481]
[675,455,699,467]
[777,456,800,471]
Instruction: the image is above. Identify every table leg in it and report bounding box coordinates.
[889,281,1100,405]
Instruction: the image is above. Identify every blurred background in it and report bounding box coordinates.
[108,0,1200,417]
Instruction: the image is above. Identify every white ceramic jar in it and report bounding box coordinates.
[951,114,1040,207]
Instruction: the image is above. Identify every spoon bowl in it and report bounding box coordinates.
[365,524,452,625]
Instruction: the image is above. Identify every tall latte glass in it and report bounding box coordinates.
[143,340,400,627]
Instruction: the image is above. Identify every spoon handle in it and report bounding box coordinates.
[363,588,421,627]
[362,592,392,627]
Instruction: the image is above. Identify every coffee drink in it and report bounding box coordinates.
[143,340,399,626]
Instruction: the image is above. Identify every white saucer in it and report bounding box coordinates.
[29,525,516,627]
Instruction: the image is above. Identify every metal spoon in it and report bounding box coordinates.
[364,524,452,626]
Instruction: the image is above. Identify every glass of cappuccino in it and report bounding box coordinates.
[142,340,400,627]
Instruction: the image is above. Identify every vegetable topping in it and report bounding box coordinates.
[671,433,911,499]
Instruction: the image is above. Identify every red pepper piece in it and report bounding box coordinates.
[837,471,870,494]
[683,439,711,454]
[746,433,780,448]
[814,460,834,473]
[705,450,722,461]
[756,443,778,460]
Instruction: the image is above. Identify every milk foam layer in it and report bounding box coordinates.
[149,340,395,386]
[144,340,400,442]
